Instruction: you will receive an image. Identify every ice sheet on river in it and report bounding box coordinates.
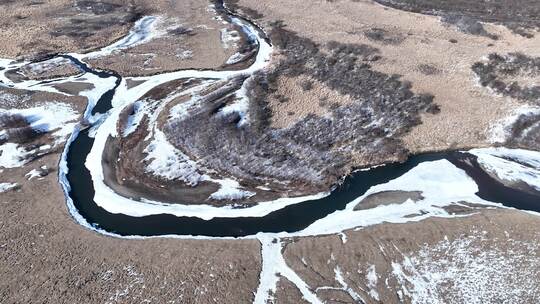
[470,147,540,191]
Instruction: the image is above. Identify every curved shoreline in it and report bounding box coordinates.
[1,5,538,239]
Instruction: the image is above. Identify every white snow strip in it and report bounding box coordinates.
[226,52,246,65]
[294,159,501,237]
[470,147,540,191]
[218,77,251,125]
[366,265,380,301]
[0,182,18,193]
[335,266,365,303]
[71,16,162,60]
[254,234,323,304]
[339,232,348,244]
[25,169,42,180]
[253,234,281,304]
[123,101,147,137]
[0,143,31,168]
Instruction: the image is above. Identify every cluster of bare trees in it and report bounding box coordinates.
[473,53,540,103]
[160,25,440,193]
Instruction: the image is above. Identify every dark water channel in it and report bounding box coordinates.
[62,2,540,238]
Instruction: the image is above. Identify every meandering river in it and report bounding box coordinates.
[54,2,540,238]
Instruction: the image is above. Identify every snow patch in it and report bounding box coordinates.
[143,129,203,185]
[1,102,79,144]
[0,143,31,168]
[26,169,41,180]
[366,265,380,301]
[470,147,540,191]
[488,105,540,143]
[122,101,147,137]
[391,232,540,303]
[208,178,255,200]
[0,182,18,193]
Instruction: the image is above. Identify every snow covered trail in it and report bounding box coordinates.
[69,16,162,61]
[254,234,323,304]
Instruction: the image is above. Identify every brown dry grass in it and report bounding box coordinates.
[268,74,353,128]
[0,89,261,303]
[281,208,540,303]
[87,0,241,76]
[235,0,540,153]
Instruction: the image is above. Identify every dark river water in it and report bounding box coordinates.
[65,122,540,237]
[61,2,540,238]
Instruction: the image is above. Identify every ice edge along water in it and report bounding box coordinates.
[82,13,331,220]
[1,12,539,304]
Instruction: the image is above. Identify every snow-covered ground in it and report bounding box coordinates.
[0,182,18,193]
[488,105,540,143]
[143,129,203,185]
[2,10,539,304]
[470,147,540,191]
[0,57,117,170]
[69,16,162,61]
[391,231,540,304]
[0,102,78,143]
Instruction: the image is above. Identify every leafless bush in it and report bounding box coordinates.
[300,80,313,91]
[506,112,540,151]
[442,15,497,39]
[364,27,406,45]
[373,0,540,37]
[0,113,27,129]
[417,64,441,75]
[6,126,43,144]
[161,23,438,192]
[472,53,540,103]
[167,26,195,36]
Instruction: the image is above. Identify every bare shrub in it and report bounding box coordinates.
[0,113,27,129]
[364,27,406,45]
[161,21,438,193]
[506,112,540,151]
[6,126,43,144]
[373,0,540,37]
[473,52,540,103]
[417,64,441,75]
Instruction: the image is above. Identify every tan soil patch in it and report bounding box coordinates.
[15,58,81,81]
[353,190,423,210]
[0,0,135,59]
[0,86,87,112]
[51,82,95,96]
[274,276,310,304]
